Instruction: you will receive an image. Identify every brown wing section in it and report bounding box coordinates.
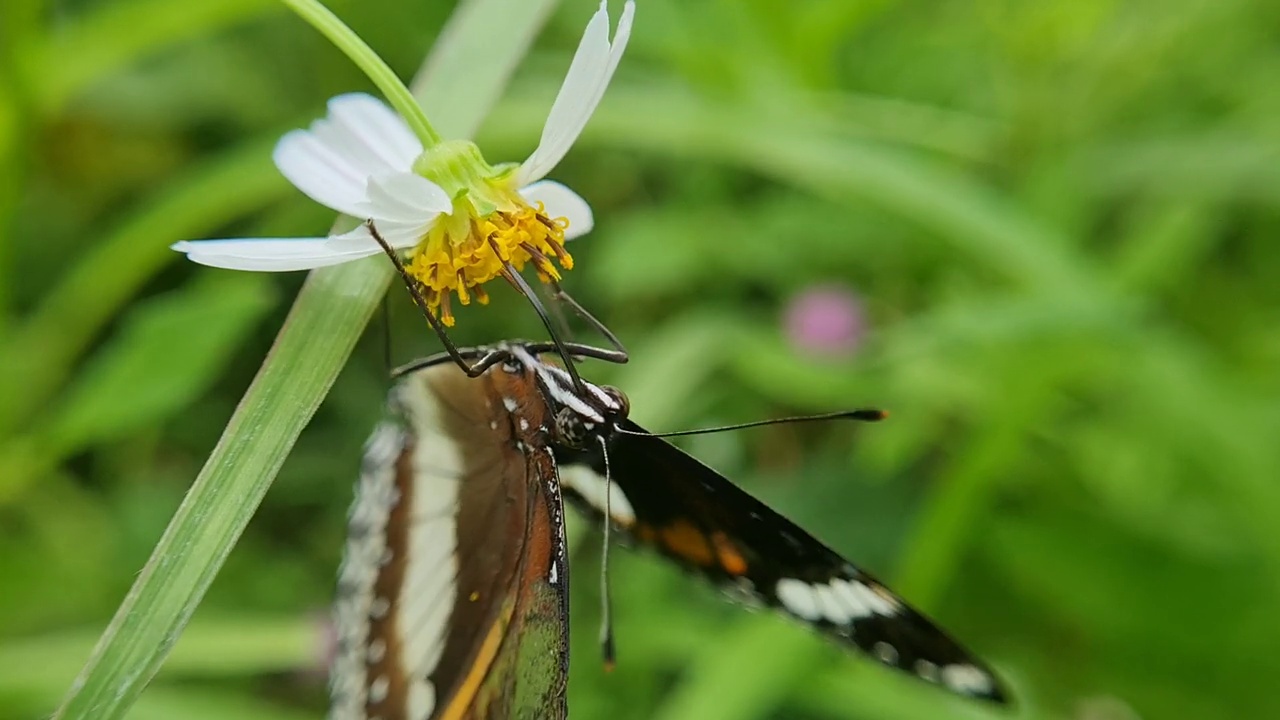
[454,448,570,720]
[330,360,569,720]
[452,360,572,719]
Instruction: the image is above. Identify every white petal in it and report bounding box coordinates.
[273,93,423,217]
[273,131,369,217]
[355,171,452,224]
[325,94,421,169]
[326,221,428,253]
[516,0,635,186]
[520,180,593,239]
[170,238,382,271]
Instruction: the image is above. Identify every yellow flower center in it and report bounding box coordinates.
[404,200,573,326]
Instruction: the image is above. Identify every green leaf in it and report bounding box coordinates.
[45,274,274,454]
[651,617,826,720]
[0,136,284,440]
[129,687,319,720]
[30,0,274,114]
[0,615,315,696]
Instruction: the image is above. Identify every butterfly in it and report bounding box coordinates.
[328,342,1009,720]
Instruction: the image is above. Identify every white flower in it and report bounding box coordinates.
[171,0,634,325]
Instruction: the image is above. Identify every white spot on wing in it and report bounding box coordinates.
[873,641,899,665]
[408,682,435,719]
[369,675,389,703]
[558,465,636,526]
[830,579,868,618]
[941,663,995,695]
[812,584,848,624]
[330,375,466,720]
[834,577,898,617]
[834,578,890,619]
[722,576,764,608]
[858,581,899,615]
[775,579,822,621]
[331,423,402,719]
[503,396,518,412]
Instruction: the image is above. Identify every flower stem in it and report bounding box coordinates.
[280,0,443,148]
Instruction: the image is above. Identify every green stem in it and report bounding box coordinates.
[279,0,442,147]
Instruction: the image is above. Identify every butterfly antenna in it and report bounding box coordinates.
[367,220,490,378]
[490,237,590,395]
[598,434,617,672]
[615,409,889,439]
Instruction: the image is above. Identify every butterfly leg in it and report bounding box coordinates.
[367,219,510,379]
[490,238,594,396]
[548,280,628,360]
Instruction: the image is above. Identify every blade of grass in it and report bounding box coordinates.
[51,256,390,720]
[129,687,319,720]
[0,616,316,696]
[894,363,1064,606]
[650,619,823,720]
[52,0,559,718]
[0,137,283,439]
[28,0,275,114]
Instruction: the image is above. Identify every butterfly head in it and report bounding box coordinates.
[551,383,629,449]
[505,344,631,450]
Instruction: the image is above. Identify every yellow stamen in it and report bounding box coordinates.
[438,291,455,327]
[520,242,562,283]
[403,198,573,319]
[455,271,471,306]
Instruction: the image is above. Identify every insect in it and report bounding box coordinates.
[367,220,627,398]
[329,342,1009,720]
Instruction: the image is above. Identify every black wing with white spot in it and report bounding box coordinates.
[554,419,1010,705]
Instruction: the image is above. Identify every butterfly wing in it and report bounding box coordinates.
[554,419,1009,704]
[470,445,571,720]
[330,367,569,720]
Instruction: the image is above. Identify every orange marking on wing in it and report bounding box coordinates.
[710,532,749,576]
[660,520,715,566]
[437,604,514,720]
[634,524,657,544]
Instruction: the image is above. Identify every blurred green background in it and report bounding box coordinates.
[3,0,1279,718]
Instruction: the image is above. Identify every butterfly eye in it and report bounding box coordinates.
[554,407,590,448]
[600,385,630,418]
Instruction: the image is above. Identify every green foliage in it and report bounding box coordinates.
[3,0,1278,718]
[47,274,274,453]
